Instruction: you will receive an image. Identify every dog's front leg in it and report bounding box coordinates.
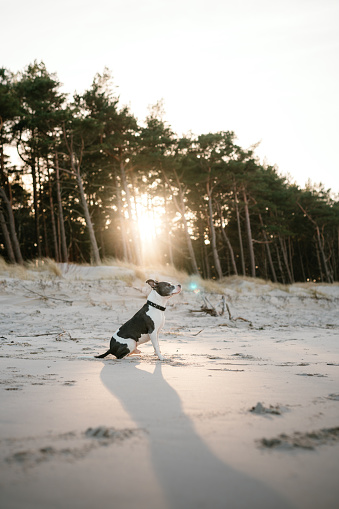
[149,331,164,361]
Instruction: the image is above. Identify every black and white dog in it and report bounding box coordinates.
[95,279,181,361]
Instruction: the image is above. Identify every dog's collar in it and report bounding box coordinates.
[147,300,166,312]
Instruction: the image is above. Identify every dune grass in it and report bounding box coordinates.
[0,257,62,279]
[2,256,337,298]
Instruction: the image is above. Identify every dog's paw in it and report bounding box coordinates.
[157,354,165,361]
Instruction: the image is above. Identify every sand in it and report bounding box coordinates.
[0,263,339,509]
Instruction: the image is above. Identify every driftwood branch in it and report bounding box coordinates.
[190,294,224,317]
[20,283,73,305]
[190,293,252,325]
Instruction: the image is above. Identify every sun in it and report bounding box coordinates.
[137,210,158,240]
[135,195,165,258]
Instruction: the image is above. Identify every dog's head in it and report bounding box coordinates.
[146,279,181,298]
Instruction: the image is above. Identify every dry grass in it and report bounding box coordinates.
[102,258,228,294]
[24,258,62,277]
[101,258,190,285]
[0,257,29,279]
[0,257,62,279]
[0,256,283,294]
[221,275,291,294]
[2,257,336,299]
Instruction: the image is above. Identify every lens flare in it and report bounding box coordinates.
[189,282,200,293]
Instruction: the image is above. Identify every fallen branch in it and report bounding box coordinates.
[225,301,232,320]
[189,307,218,316]
[190,294,252,325]
[19,283,73,305]
[202,295,219,316]
[234,316,252,324]
[16,332,61,337]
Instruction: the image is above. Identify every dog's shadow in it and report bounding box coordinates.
[100,360,291,509]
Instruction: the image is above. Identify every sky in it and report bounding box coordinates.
[2,0,339,192]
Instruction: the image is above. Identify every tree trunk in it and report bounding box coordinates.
[278,235,293,284]
[233,185,246,275]
[180,201,200,274]
[315,238,324,282]
[0,187,24,264]
[297,241,306,282]
[221,226,237,276]
[262,245,268,280]
[327,238,335,282]
[48,167,59,262]
[258,213,277,283]
[297,201,333,283]
[64,134,100,265]
[37,157,49,258]
[32,157,41,257]
[179,196,199,274]
[31,137,41,258]
[332,232,338,281]
[42,205,49,258]
[57,214,61,261]
[76,170,101,265]
[275,244,286,284]
[203,241,211,279]
[243,189,256,278]
[55,153,68,263]
[0,208,16,263]
[100,228,106,259]
[162,168,199,275]
[164,193,174,266]
[315,225,333,283]
[218,204,238,276]
[206,182,223,279]
[288,236,295,282]
[198,217,210,279]
[120,160,142,266]
[115,170,129,261]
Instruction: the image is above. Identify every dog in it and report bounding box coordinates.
[95,279,181,361]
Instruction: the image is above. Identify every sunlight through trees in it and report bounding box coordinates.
[1,62,339,283]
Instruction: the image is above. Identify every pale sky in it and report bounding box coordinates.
[2,0,339,192]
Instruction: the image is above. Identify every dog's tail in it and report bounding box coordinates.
[94,349,111,359]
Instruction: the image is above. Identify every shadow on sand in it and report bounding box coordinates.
[100,360,291,509]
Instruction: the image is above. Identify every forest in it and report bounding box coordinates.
[1,61,339,284]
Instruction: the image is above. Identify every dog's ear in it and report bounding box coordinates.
[146,279,158,288]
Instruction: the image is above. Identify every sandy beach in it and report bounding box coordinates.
[1,261,339,509]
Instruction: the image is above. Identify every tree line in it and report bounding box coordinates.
[1,61,339,283]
